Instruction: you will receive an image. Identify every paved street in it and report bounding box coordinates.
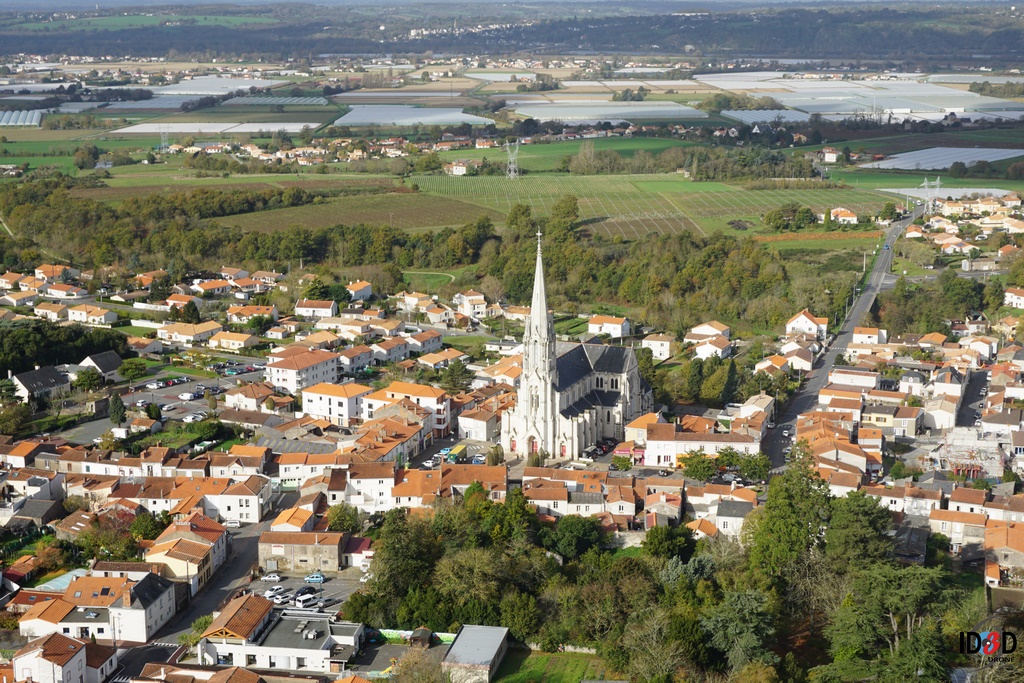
[762,206,925,469]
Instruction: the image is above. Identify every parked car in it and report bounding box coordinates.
[260,574,281,582]
[295,585,316,597]
[781,428,791,437]
[145,382,162,390]
[178,392,199,401]
[304,572,326,583]
[273,593,292,605]
[608,462,619,471]
[471,455,486,465]
[135,400,150,408]
[223,519,241,528]
[263,585,286,598]
[182,413,204,423]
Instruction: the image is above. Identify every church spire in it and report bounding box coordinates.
[529,232,551,341]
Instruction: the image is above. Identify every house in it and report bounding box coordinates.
[852,327,888,345]
[144,513,228,596]
[80,351,123,382]
[34,302,68,321]
[339,345,374,375]
[0,272,25,290]
[587,315,630,338]
[0,290,38,307]
[68,305,117,326]
[754,355,790,375]
[257,531,347,572]
[13,634,90,683]
[345,280,373,302]
[225,383,283,413]
[458,408,500,442]
[197,594,364,673]
[821,146,841,163]
[370,337,410,365]
[157,321,223,346]
[1006,287,1024,309]
[694,335,733,360]
[929,509,987,559]
[219,267,249,282]
[363,380,451,437]
[270,507,315,533]
[830,208,858,225]
[417,348,468,371]
[166,294,201,310]
[45,284,87,300]
[191,280,232,297]
[226,305,278,324]
[453,290,489,319]
[295,299,338,319]
[208,332,259,352]
[302,382,372,427]
[442,625,509,683]
[265,349,340,394]
[641,333,675,361]
[13,367,69,402]
[786,309,829,339]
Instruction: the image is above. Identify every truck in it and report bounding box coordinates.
[446,444,467,463]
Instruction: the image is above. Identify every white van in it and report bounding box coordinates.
[294,593,318,609]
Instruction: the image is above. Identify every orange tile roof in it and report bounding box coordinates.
[303,382,372,398]
[202,594,273,640]
[15,633,85,667]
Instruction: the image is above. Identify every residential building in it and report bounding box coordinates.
[345,281,372,302]
[785,309,829,339]
[295,299,338,319]
[641,333,674,361]
[68,305,117,326]
[265,350,340,395]
[587,315,630,338]
[302,382,372,427]
[158,322,223,346]
[209,332,259,352]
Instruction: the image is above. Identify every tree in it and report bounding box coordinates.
[145,402,162,421]
[500,590,540,642]
[177,615,213,655]
[119,358,147,384]
[825,491,893,571]
[748,443,831,579]
[611,455,632,471]
[0,378,17,404]
[63,495,89,512]
[700,590,779,672]
[72,367,103,392]
[635,347,656,386]
[879,201,899,221]
[542,515,602,561]
[130,511,166,539]
[109,394,126,426]
[0,403,31,435]
[680,451,716,482]
[303,278,330,301]
[949,161,968,178]
[181,300,201,324]
[439,360,473,394]
[740,452,772,482]
[327,502,362,533]
[36,538,69,572]
[641,524,695,561]
[621,609,686,683]
[206,391,217,412]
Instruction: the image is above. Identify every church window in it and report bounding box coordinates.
[597,377,604,388]
[607,411,611,421]
[611,378,619,390]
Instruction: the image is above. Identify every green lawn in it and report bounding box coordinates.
[173,367,219,379]
[495,651,608,683]
[443,335,491,349]
[117,326,161,338]
[402,271,456,293]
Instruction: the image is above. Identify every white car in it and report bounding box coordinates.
[178,392,198,401]
[263,585,286,598]
[223,520,241,528]
[273,593,292,605]
[781,428,791,438]
[145,382,162,390]
[182,413,205,423]
[260,574,281,582]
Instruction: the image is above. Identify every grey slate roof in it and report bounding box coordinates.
[444,625,509,666]
[14,366,68,393]
[83,350,123,375]
[716,500,754,519]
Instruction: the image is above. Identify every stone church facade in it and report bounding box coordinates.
[501,236,653,458]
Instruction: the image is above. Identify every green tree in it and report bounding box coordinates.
[439,359,474,394]
[362,508,441,626]
[824,491,893,571]
[879,201,899,221]
[177,615,213,655]
[73,367,103,392]
[0,378,17,404]
[327,502,362,533]
[130,511,166,539]
[500,590,540,642]
[700,590,779,672]
[748,443,831,579]
[108,394,126,426]
[303,278,330,301]
[740,452,772,482]
[680,451,716,482]
[542,515,602,561]
[635,347,656,387]
[181,300,201,324]
[63,495,90,512]
[119,358,147,384]
[145,402,162,421]
[642,524,695,561]
[0,403,31,435]
[611,454,632,471]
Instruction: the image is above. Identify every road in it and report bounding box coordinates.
[763,207,925,468]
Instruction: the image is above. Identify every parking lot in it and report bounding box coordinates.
[123,365,265,420]
[255,567,365,612]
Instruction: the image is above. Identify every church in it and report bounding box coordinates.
[501,235,653,459]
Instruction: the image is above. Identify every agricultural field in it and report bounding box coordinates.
[495,651,608,683]
[415,173,890,239]
[435,137,695,172]
[217,191,501,232]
